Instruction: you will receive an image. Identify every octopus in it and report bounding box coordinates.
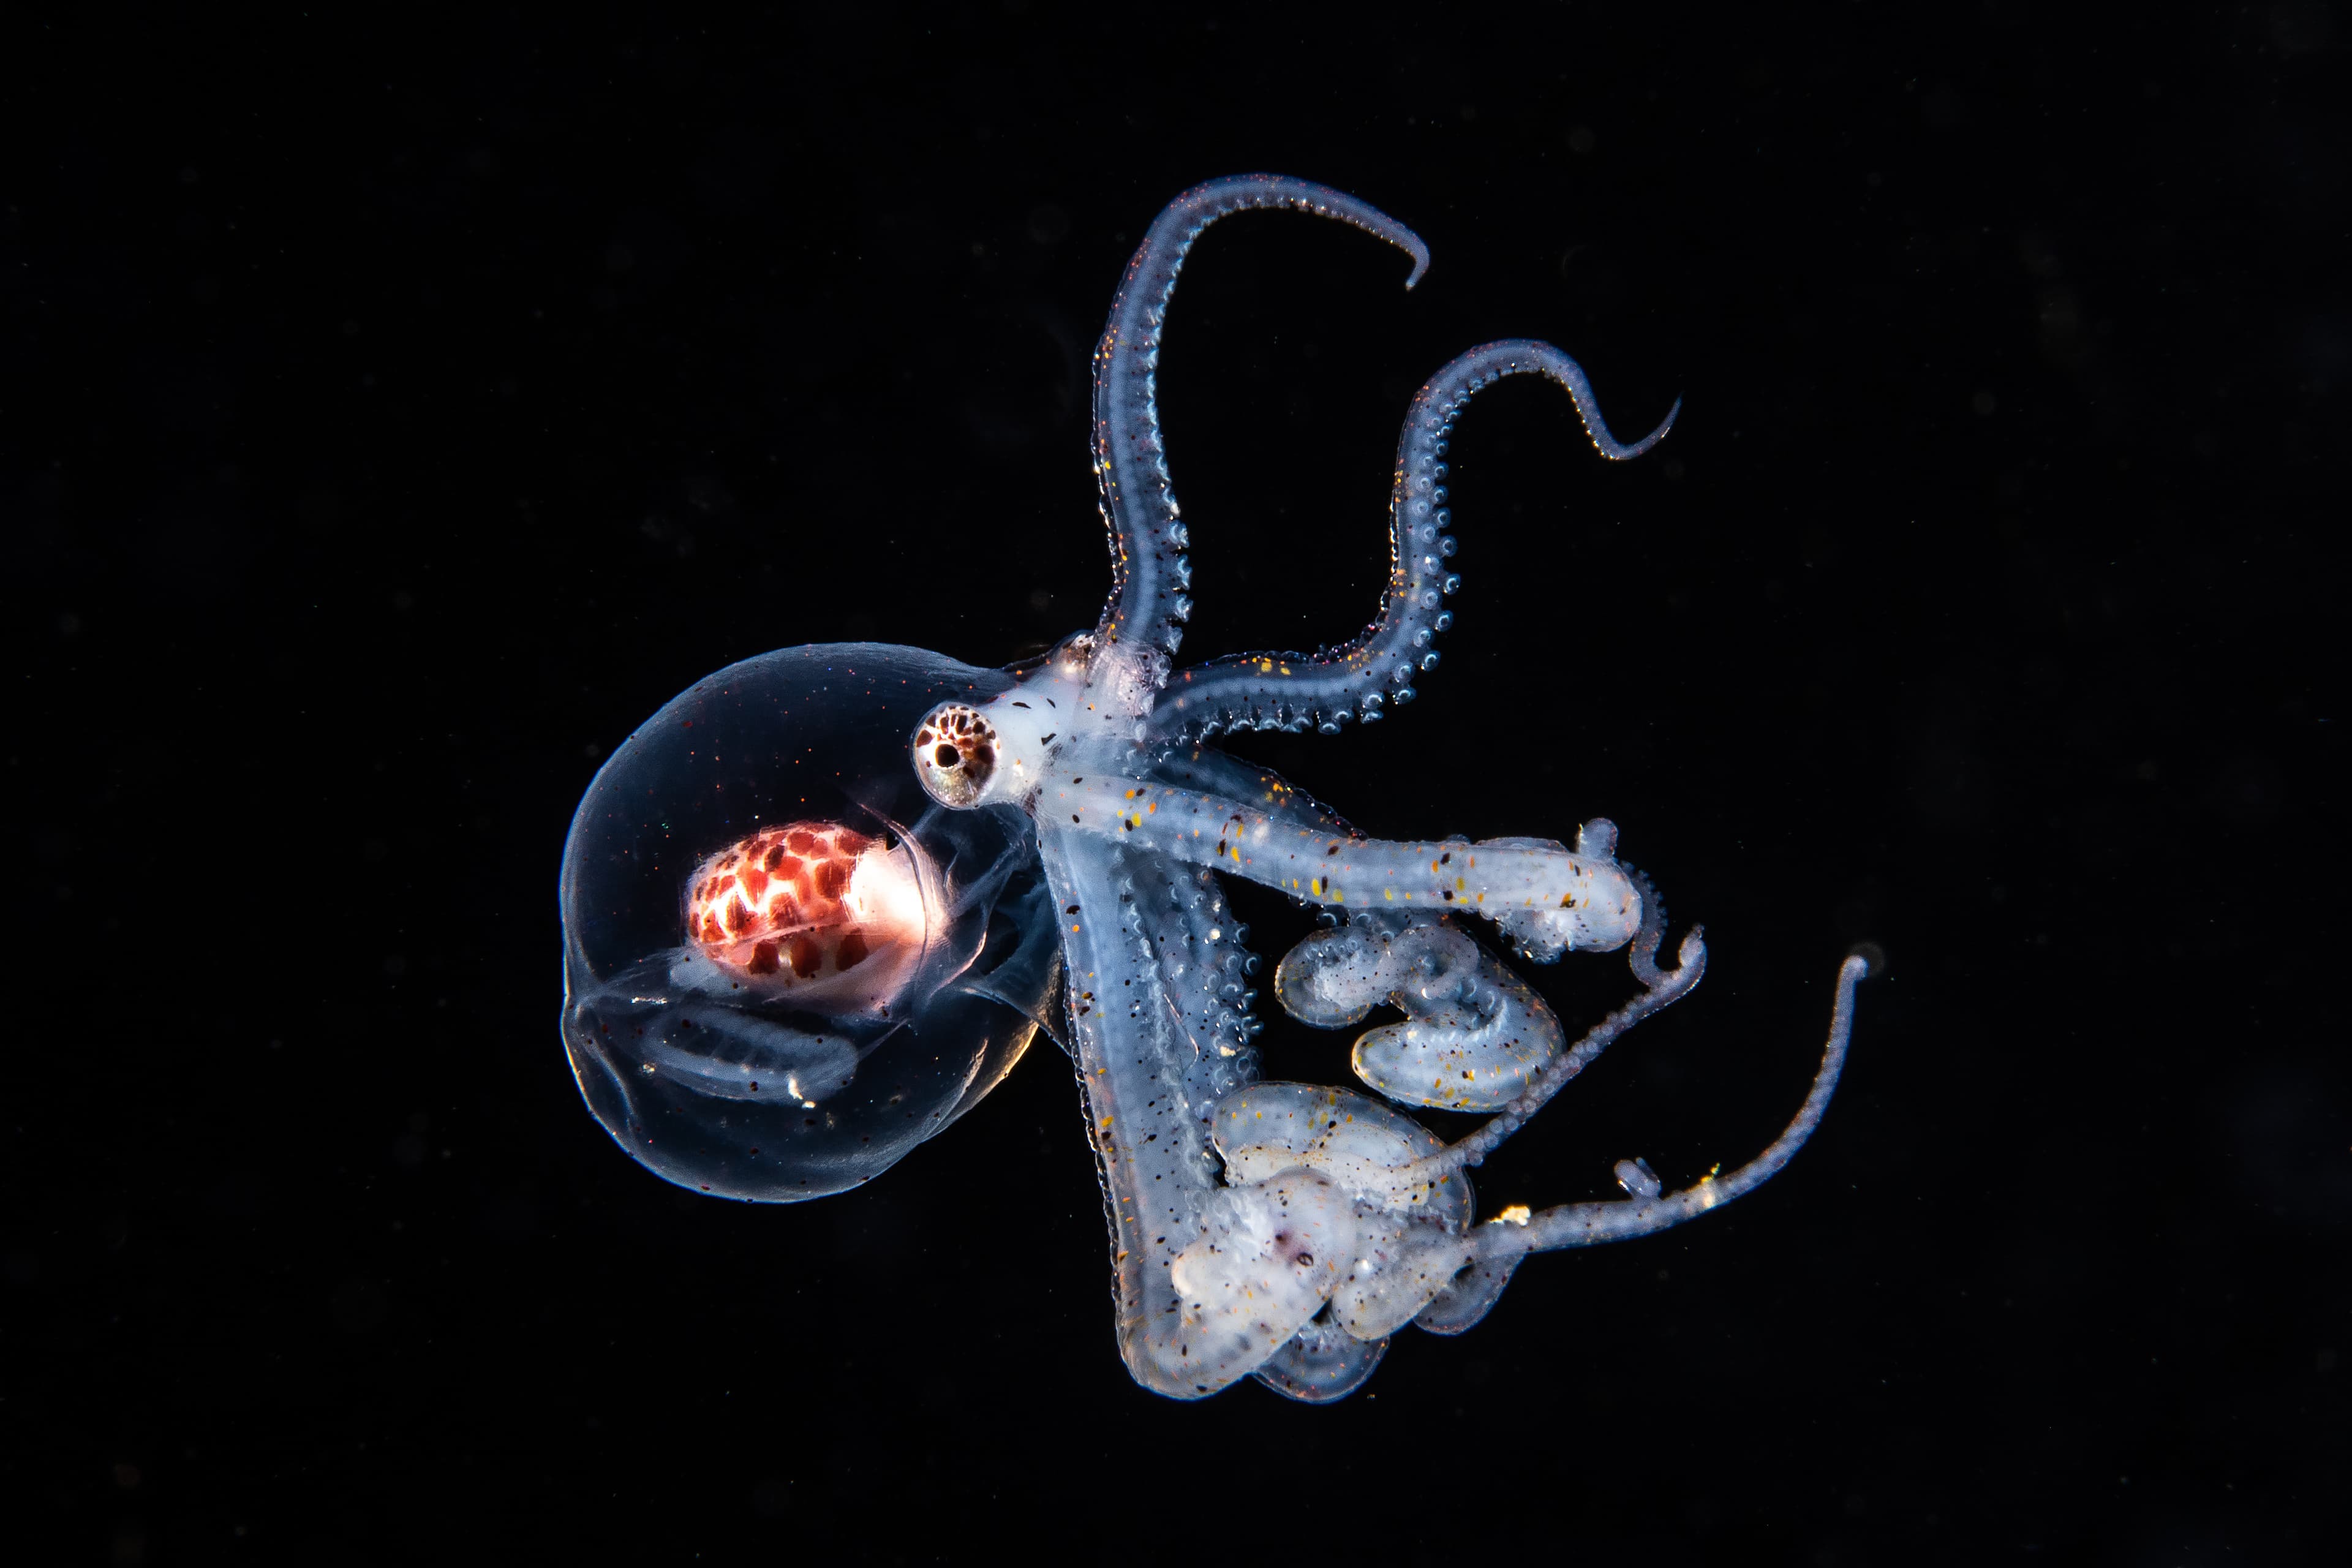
[559,175,1872,1403]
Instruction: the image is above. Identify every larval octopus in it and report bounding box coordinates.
[558,174,1872,1403]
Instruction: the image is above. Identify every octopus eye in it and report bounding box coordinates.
[912,703,998,808]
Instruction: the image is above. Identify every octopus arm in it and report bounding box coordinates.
[1141,745,1359,838]
[1052,774,1643,955]
[1135,857,1260,1126]
[1147,339,1679,742]
[1090,175,1428,673]
[1469,952,1869,1261]
[1042,830,1318,1399]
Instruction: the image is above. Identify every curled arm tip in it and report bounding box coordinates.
[1092,175,1431,675]
[1145,339,1674,743]
[1590,391,1680,461]
[1605,394,1681,460]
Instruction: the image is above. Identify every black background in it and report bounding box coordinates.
[7,5,2346,1561]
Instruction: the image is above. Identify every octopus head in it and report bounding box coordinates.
[912,703,998,808]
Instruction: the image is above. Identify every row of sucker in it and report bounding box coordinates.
[1104,845,1216,1226]
[1147,339,1680,744]
[1038,832,1226,1396]
[1140,861,1263,1164]
[1089,175,1428,674]
[1065,835,1349,1398]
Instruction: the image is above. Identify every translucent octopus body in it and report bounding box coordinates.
[559,175,1870,1401]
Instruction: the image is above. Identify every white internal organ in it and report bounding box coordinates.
[1330,1219,1477,1340]
[1275,918,1566,1110]
[682,823,931,1014]
[1207,1082,1484,1349]
[1216,1081,1472,1217]
[637,1006,864,1109]
[1167,1168,1352,1374]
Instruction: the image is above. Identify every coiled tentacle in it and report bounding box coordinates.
[1090,175,1428,687]
[1148,340,1678,742]
[1252,1315,1387,1403]
[1397,858,1705,1188]
[1273,911,1570,1112]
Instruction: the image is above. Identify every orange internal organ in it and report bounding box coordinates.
[685,821,924,992]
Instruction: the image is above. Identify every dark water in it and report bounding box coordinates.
[9,7,2343,1560]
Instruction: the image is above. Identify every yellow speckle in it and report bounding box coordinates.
[1498,1204,1532,1226]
